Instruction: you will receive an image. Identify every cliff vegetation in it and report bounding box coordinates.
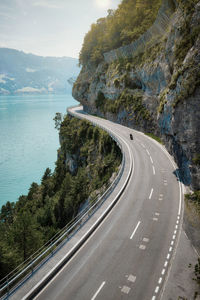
[0,116,121,279]
[79,0,162,65]
[73,0,200,191]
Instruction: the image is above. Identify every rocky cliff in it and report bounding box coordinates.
[73,0,200,190]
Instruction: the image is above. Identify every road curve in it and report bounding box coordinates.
[34,106,183,300]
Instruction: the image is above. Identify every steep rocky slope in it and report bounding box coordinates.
[73,0,200,190]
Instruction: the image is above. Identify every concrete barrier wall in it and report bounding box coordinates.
[103,0,177,63]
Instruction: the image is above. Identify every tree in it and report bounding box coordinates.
[54,112,63,130]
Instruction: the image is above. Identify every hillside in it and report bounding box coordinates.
[73,0,200,192]
[0,48,80,95]
[0,116,121,278]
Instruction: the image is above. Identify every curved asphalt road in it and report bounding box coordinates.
[35,106,183,300]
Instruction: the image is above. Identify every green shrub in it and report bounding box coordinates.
[193,154,200,166]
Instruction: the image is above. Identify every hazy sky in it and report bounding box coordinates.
[0,0,121,58]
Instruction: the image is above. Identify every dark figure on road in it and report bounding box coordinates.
[130,134,133,140]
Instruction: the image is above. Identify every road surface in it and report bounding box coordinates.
[34,106,183,300]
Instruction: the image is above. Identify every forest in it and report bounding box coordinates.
[0,116,122,279]
[79,0,162,65]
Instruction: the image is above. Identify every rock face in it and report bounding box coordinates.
[73,0,200,190]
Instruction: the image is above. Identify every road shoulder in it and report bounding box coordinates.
[162,227,199,299]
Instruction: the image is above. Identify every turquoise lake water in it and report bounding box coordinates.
[0,94,78,209]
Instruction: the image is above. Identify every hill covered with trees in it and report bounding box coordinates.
[79,0,162,65]
[0,48,80,95]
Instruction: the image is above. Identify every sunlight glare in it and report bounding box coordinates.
[95,0,111,9]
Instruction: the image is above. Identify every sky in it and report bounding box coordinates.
[0,0,121,59]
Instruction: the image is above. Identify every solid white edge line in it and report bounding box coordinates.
[130,221,141,240]
[91,281,106,300]
[149,188,154,199]
[153,166,155,175]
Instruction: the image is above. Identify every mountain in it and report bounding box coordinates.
[73,0,200,191]
[0,48,80,95]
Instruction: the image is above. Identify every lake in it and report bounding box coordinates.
[0,94,78,209]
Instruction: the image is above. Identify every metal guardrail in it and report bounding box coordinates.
[0,106,125,299]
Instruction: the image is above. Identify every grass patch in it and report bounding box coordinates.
[145,133,163,144]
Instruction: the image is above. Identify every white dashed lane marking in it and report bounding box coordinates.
[91,281,106,300]
[143,237,149,243]
[130,221,141,240]
[153,165,156,175]
[149,188,154,199]
[127,274,136,283]
[139,244,146,250]
[158,277,162,284]
[121,286,130,294]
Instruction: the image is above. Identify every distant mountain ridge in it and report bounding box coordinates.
[0,48,80,95]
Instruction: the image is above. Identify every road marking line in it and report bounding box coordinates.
[171,241,174,246]
[121,286,131,294]
[167,253,170,259]
[143,237,149,243]
[130,221,141,240]
[174,230,177,235]
[149,188,154,199]
[160,194,163,196]
[155,212,160,216]
[139,244,146,250]
[150,156,153,164]
[141,143,145,148]
[127,275,136,283]
[162,269,166,275]
[152,296,156,300]
[153,166,156,175]
[153,217,158,221]
[155,286,159,293]
[146,149,150,155]
[177,215,180,219]
[159,198,163,201]
[158,277,162,284]
[91,281,106,300]
[175,225,178,229]
[172,235,176,240]
[164,261,168,267]
[169,247,173,252]
[176,220,179,224]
